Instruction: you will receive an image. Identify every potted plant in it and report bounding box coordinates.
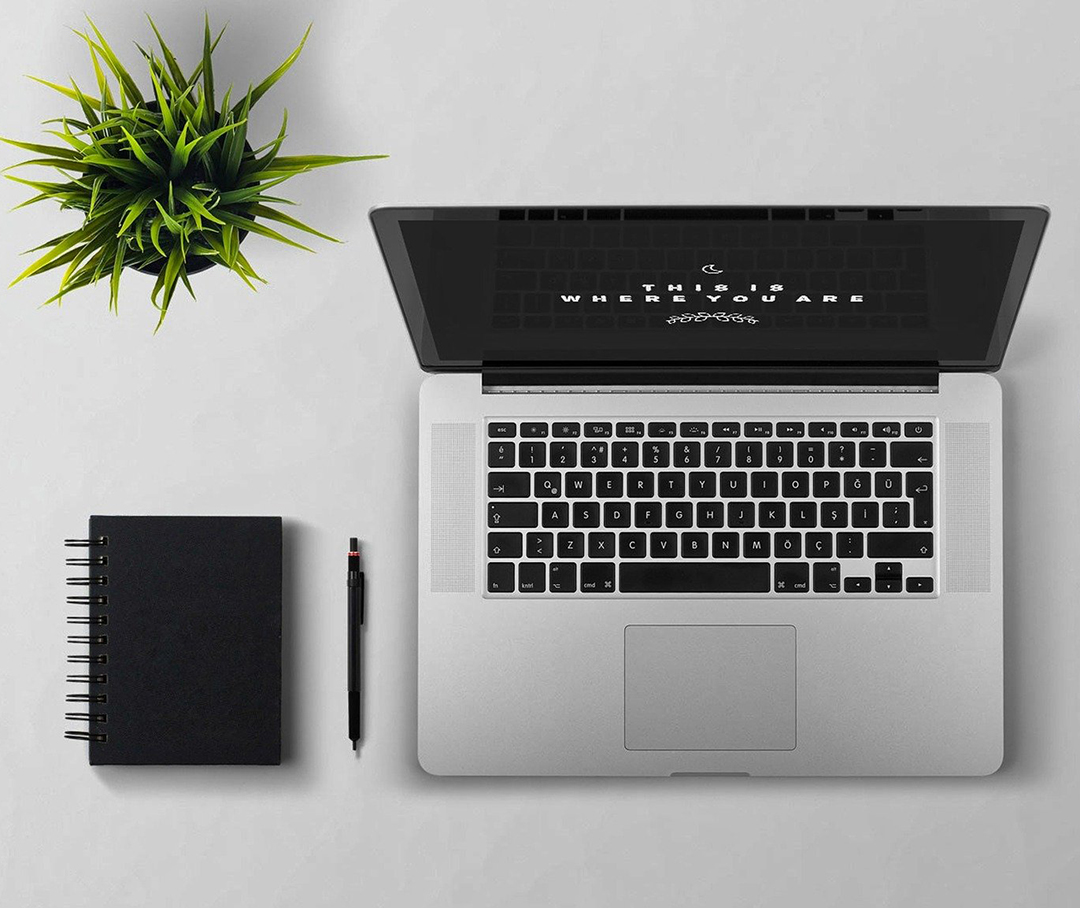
[2,16,385,330]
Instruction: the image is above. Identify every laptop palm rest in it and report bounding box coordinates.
[624,625,797,751]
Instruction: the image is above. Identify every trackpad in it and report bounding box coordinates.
[625,625,796,751]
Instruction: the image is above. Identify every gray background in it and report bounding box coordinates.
[0,0,1077,904]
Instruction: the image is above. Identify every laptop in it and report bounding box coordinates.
[371,205,1048,776]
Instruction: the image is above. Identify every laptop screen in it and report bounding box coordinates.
[370,207,1047,372]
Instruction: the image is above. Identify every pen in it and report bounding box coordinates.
[348,537,365,752]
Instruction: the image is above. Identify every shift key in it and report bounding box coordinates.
[867,532,934,558]
[488,502,539,528]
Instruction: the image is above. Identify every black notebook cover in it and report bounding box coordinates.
[75,516,282,765]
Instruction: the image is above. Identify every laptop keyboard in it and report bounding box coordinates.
[486,418,936,596]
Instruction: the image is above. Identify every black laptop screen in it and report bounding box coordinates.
[371,207,1047,372]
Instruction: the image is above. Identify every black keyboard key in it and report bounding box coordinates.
[809,422,837,437]
[837,532,863,558]
[906,472,934,528]
[906,576,934,593]
[587,532,616,558]
[891,441,933,468]
[650,532,678,558]
[844,472,872,498]
[519,441,546,468]
[648,421,676,437]
[806,533,833,558]
[777,422,805,438]
[775,532,801,558]
[797,442,825,467]
[876,577,902,593]
[719,472,748,498]
[581,442,608,467]
[873,422,901,438]
[775,561,810,592]
[841,422,869,437]
[712,532,740,558]
[852,502,879,527]
[696,502,725,527]
[828,441,855,467]
[627,472,654,497]
[665,502,693,528]
[688,472,716,498]
[812,472,841,498]
[488,442,515,468]
[603,502,631,527]
[521,422,549,438]
[782,472,810,498]
[488,532,523,558]
[620,532,647,557]
[581,562,616,592]
[488,562,515,593]
[616,422,645,437]
[489,502,538,528]
[821,502,848,527]
[534,472,562,498]
[620,563,770,593]
[557,532,585,558]
[745,422,773,437]
[550,442,577,467]
[681,532,709,557]
[789,502,817,527]
[844,576,871,593]
[518,562,546,593]
[572,502,600,528]
[766,442,794,468]
[759,502,786,528]
[488,472,531,497]
[565,472,593,497]
[904,421,933,438]
[883,501,910,528]
[596,472,623,498]
[612,442,639,467]
[876,562,902,578]
[727,502,755,528]
[704,441,733,467]
[736,441,763,468]
[642,442,670,467]
[859,442,887,467]
[488,422,516,438]
[875,472,903,498]
[867,532,934,558]
[813,562,841,592]
[549,562,577,593]
[751,471,779,498]
[526,532,554,559]
[542,502,569,527]
[712,422,741,437]
[585,422,612,437]
[657,472,686,497]
[680,422,709,437]
[744,533,770,558]
[552,421,581,438]
[634,502,662,528]
[674,442,702,467]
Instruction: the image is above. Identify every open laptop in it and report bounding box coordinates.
[371,205,1048,776]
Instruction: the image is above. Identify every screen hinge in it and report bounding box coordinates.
[481,366,939,393]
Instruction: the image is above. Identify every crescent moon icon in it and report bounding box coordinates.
[701,264,724,274]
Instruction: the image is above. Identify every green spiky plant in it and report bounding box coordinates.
[2,15,385,330]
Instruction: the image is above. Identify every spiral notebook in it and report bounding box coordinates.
[65,516,283,765]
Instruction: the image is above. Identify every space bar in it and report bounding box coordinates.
[620,563,771,593]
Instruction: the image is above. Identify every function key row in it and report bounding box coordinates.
[489,421,934,439]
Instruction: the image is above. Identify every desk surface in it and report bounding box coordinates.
[2,1,1078,905]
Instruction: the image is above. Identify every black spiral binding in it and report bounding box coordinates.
[64,537,109,744]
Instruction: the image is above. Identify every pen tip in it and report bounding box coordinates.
[350,537,359,551]
[352,740,358,752]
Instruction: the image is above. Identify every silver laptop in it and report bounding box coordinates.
[371,205,1048,776]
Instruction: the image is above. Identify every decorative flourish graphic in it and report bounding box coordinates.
[701,264,725,274]
[666,311,760,326]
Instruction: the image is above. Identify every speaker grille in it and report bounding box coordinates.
[943,422,993,593]
[430,424,476,593]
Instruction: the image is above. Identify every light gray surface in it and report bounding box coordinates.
[0,0,1076,904]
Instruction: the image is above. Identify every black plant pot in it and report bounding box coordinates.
[131,233,247,277]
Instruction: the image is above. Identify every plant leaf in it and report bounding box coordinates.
[82,18,145,103]
[120,128,166,178]
[0,136,82,159]
[239,23,311,114]
[249,203,338,242]
[202,13,215,124]
[146,15,187,89]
